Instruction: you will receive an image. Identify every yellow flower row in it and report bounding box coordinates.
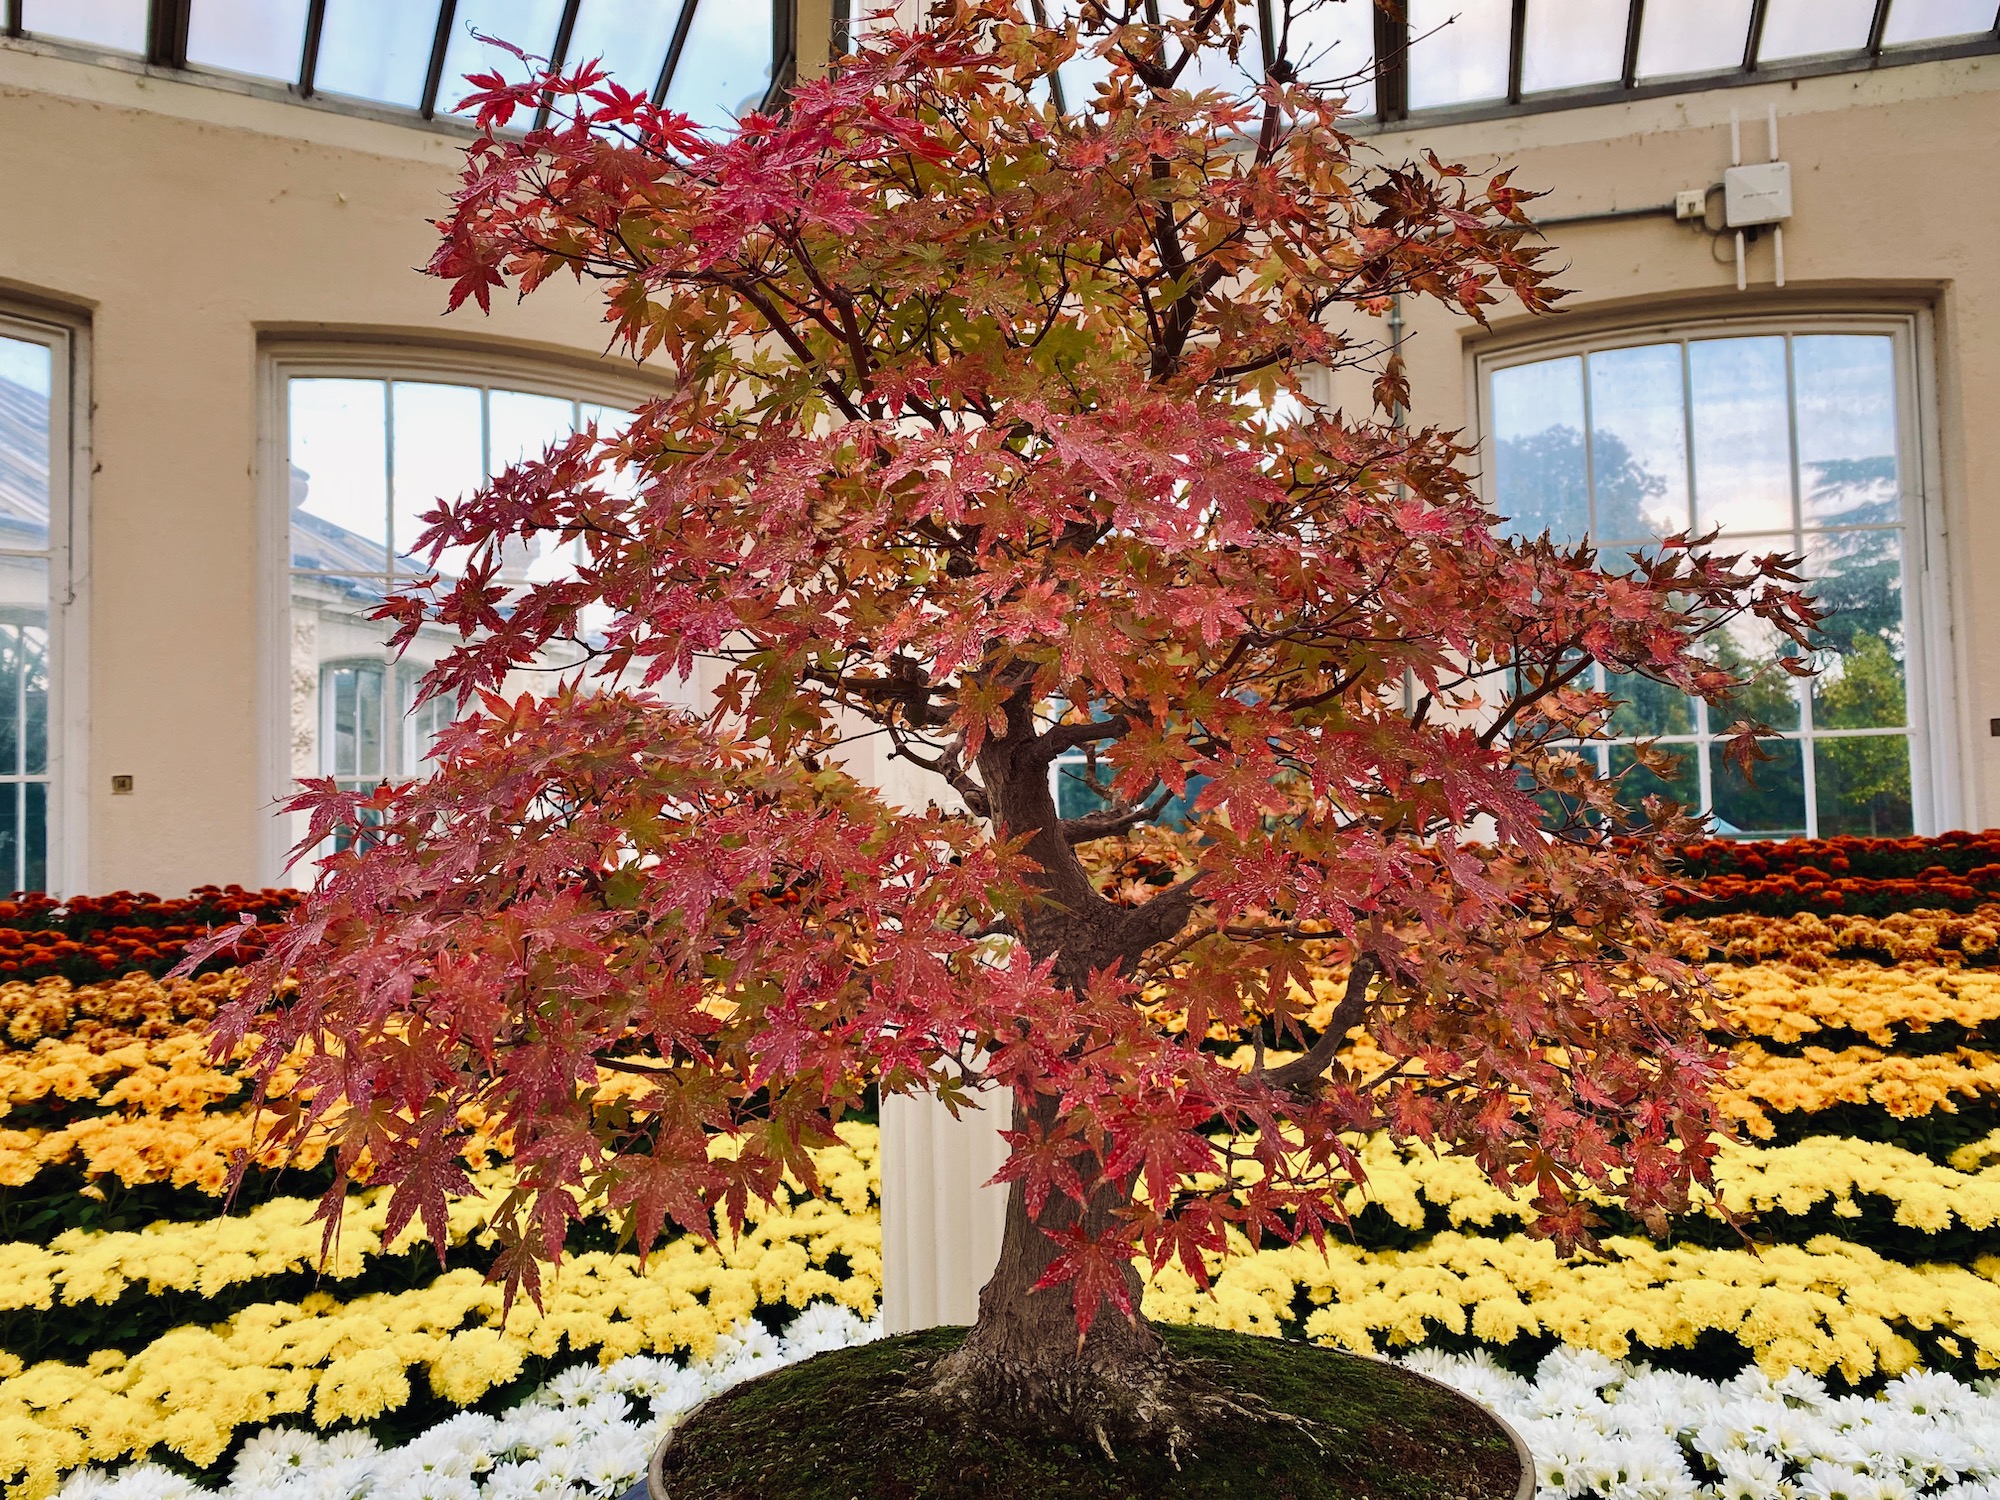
[1338,1130,2000,1238]
[0,1129,878,1314]
[1145,1229,2000,1386]
[0,973,247,1051]
[1722,1042,2000,1139]
[1703,962,2000,1046]
[0,1129,882,1499]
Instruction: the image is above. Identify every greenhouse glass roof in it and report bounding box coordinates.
[1,0,1995,132]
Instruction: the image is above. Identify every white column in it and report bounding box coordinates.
[879,1087,1012,1332]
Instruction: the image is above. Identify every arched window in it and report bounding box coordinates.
[0,312,83,895]
[273,354,637,874]
[1476,314,1949,838]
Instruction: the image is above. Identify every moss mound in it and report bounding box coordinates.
[654,1325,1525,1499]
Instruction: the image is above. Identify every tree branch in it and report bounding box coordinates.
[1261,955,1377,1096]
[1059,791,1173,844]
[1027,714,1131,766]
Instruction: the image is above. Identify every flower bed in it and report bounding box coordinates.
[5,841,2000,1498]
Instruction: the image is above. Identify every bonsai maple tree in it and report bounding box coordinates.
[208,0,1816,1450]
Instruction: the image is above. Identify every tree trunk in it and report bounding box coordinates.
[921,705,1191,1449]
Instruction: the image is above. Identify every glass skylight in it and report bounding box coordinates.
[186,0,312,80]
[437,0,567,117]
[1759,0,1877,61]
[19,0,147,54]
[563,0,683,97]
[313,0,440,108]
[663,0,778,131]
[1405,0,1510,109]
[1282,0,1374,117]
[12,0,1996,131]
[1883,0,2000,45]
[1519,0,1626,94]
[1636,0,1754,79]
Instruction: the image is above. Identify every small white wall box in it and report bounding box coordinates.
[1724,161,1792,227]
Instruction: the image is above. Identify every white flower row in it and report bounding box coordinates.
[56,1317,2000,1500]
[1402,1345,2000,1500]
[55,1302,883,1500]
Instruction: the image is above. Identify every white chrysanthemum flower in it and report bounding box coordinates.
[1711,1447,1788,1500]
[780,1301,872,1359]
[66,1467,199,1500]
[389,1474,479,1500]
[227,1427,323,1489]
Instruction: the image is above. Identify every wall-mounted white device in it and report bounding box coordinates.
[1728,106,1791,291]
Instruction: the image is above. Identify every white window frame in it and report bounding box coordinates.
[260,344,656,885]
[1470,308,1959,838]
[0,307,89,895]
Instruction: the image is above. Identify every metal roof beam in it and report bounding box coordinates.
[146,0,191,69]
[532,0,585,129]
[1506,0,1526,103]
[298,0,328,94]
[1372,0,1408,123]
[1743,0,1771,70]
[1865,0,1892,56]
[420,0,460,120]
[1621,0,1645,88]
[653,0,702,106]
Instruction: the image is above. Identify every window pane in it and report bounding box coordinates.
[1606,671,1697,739]
[24,783,46,898]
[0,336,53,553]
[187,0,313,80]
[1690,337,1794,535]
[1635,0,1753,78]
[1520,0,1628,93]
[487,390,577,472]
[1609,742,1699,824]
[314,0,444,107]
[1586,343,1689,542]
[439,0,568,117]
[1710,737,1806,839]
[1157,0,1262,95]
[663,0,776,132]
[1490,357,1588,545]
[1407,0,1512,109]
[1815,735,1914,837]
[392,382,484,573]
[21,0,147,52]
[1807,530,1906,729]
[1883,0,1999,46]
[565,0,685,98]
[1709,612,1803,732]
[21,623,46,780]
[0,785,16,896]
[1757,0,1875,61]
[1281,0,1375,115]
[290,379,389,570]
[0,561,51,780]
[1794,335,1901,528]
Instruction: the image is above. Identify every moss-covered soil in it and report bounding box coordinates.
[654,1324,1524,1499]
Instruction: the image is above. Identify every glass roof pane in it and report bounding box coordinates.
[20,0,147,53]
[1883,0,1998,44]
[1051,0,1118,115]
[1635,0,1753,78]
[1520,0,1627,93]
[1159,0,1262,95]
[187,0,313,81]
[1759,0,1874,60]
[663,0,776,133]
[1406,0,1511,109]
[1279,0,1374,115]
[315,0,443,107]
[564,0,687,100]
[439,0,568,116]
